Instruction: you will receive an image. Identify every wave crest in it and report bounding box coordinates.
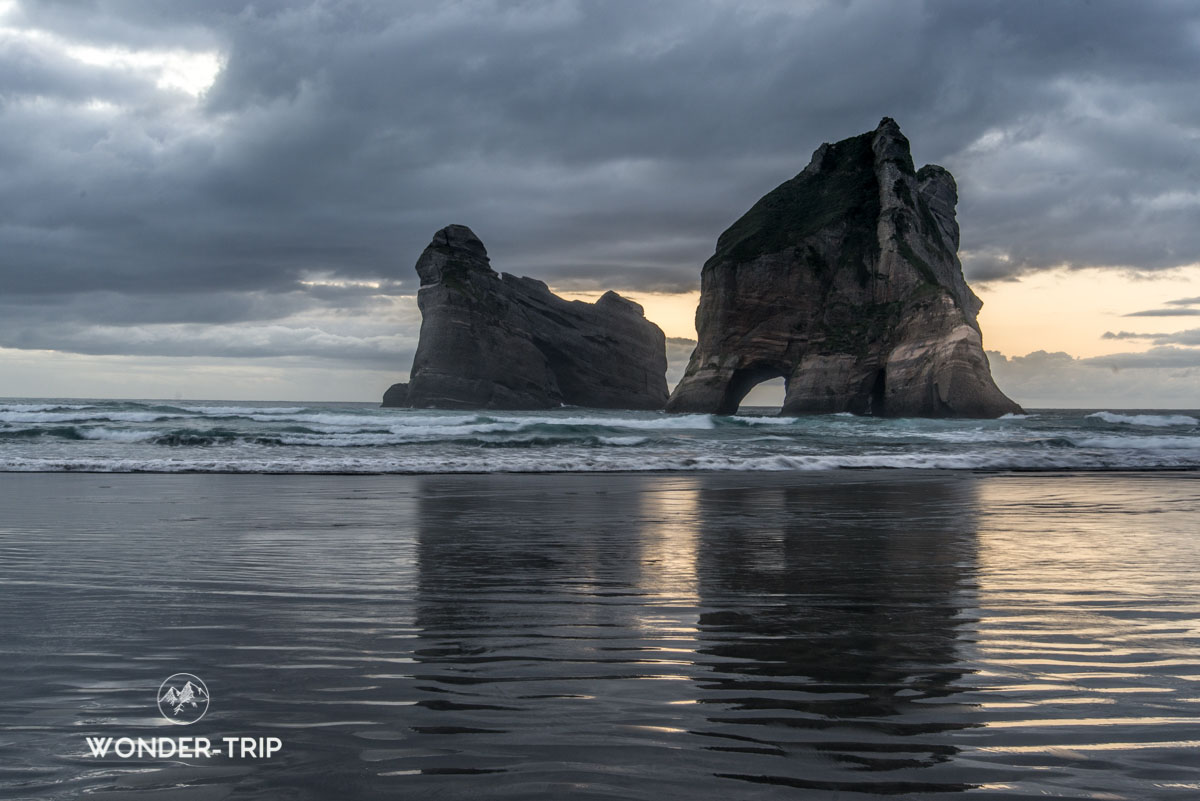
[1087,411,1199,427]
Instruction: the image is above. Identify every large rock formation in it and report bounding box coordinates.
[384,225,668,410]
[667,118,1022,418]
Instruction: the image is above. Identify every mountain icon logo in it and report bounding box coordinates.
[157,673,210,725]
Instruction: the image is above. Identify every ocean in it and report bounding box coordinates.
[1,399,1198,473]
[3,399,1200,799]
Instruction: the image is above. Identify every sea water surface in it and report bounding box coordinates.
[0,471,1198,799]
[1,399,1198,472]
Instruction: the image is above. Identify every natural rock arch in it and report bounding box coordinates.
[717,364,790,415]
[666,118,1021,419]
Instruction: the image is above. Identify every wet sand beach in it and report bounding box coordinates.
[2,470,1199,799]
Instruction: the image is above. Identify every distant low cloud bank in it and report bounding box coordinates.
[989,350,1199,409]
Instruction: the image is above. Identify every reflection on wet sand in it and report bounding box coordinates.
[690,475,981,793]
[408,473,985,796]
[962,473,1200,797]
[1,472,1198,799]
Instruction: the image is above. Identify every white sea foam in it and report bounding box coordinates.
[850,426,1013,443]
[77,427,160,443]
[1087,411,1199,427]
[0,403,95,412]
[384,413,714,433]
[382,414,491,427]
[270,427,657,447]
[0,411,184,424]
[1074,435,1200,450]
[182,405,306,416]
[904,429,1027,444]
[499,413,717,431]
[247,412,399,427]
[275,413,490,432]
[3,402,1198,473]
[4,443,1197,473]
[136,410,719,432]
[243,411,517,429]
[283,427,498,446]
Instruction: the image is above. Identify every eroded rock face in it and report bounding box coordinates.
[666,118,1022,418]
[385,225,668,410]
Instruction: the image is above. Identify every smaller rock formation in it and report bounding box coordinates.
[667,118,1022,418]
[381,382,408,407]
[384,225,668,410]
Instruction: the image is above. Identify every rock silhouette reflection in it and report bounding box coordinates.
[411,473,982,797]
[7,472,1196,799]
[691,475,980,793]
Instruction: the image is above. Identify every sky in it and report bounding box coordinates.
[1,0,1198,408]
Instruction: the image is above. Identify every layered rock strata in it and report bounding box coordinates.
[384,225,668,410]
[666,118,1022,418]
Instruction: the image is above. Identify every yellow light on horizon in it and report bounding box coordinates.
[975,264,1200,359]
[554,289,700,340]
[559,264,1200,361]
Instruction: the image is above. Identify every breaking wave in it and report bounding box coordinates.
[0,400,1196,473]
[1087,411,1199,427]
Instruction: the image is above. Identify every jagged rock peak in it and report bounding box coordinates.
[415,223,492,285]
[666,118,1022,418]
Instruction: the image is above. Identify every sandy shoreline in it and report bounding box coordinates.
[3,468,1198,799]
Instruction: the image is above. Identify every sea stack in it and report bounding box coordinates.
[667,118,1022,418]
[384,225,669,410]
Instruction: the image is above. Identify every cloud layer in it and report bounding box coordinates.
[989,350,1199,409]
[2,1,1199,398]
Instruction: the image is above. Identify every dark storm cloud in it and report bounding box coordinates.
[1082,347,1200,370]
[1124,309,1200,317]
[0,310,415,366]
[0,284,405,329]
[1103,328,1200,347]
[3,0,1200,364]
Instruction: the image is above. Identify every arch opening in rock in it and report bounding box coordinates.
[866,369,886,416]
[724,368,787,416]
[664,118,1023,419]
[735,375,788,416]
